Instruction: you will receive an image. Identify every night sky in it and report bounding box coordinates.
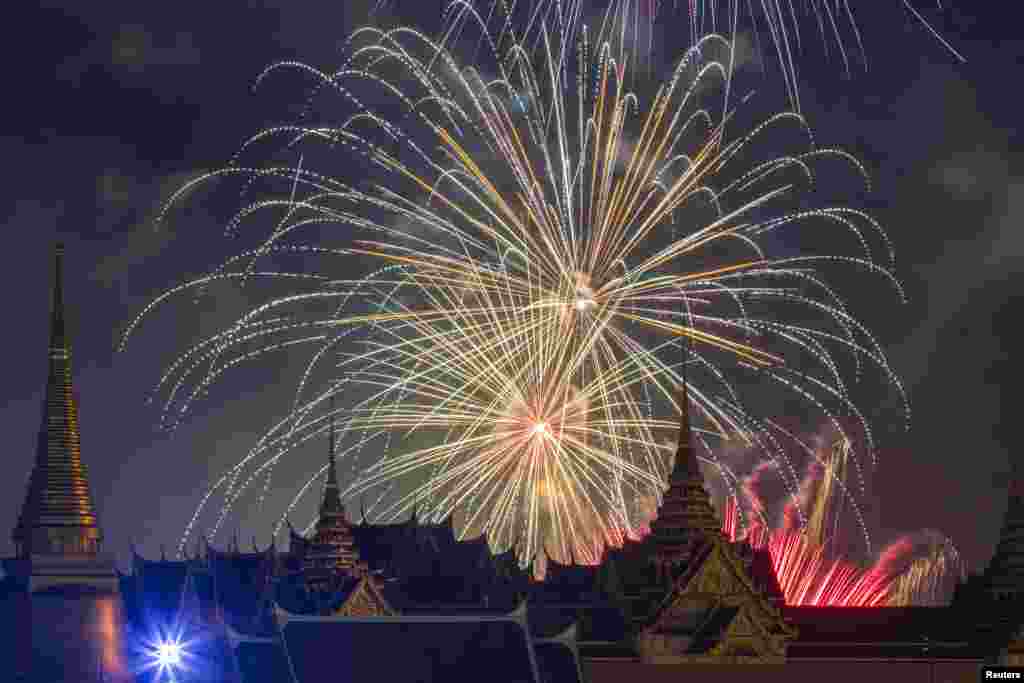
[1,1,1020,574]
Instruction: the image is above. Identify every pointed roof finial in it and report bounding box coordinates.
[329,391,337,477]
[50,242,67,355]
[319,392,344,515]
[667,340,703,486]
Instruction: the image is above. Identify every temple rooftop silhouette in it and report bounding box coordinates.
[2,243,1023,682]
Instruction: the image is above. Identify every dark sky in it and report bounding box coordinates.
[0,1,1019,574]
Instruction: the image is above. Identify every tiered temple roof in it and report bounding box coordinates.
[646,380,722,576]
[301,396,361,583]
[13,243,103,560]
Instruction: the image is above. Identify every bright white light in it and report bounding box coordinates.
[532,422,549,436]
[157,641,182,667]
[573,297,595,311]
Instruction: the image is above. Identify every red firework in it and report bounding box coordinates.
[724,497,893,606]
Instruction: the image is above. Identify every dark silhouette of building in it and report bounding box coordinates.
[122,367,1023,682]
[4,243,1024,682]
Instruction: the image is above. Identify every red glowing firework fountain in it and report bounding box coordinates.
[724,497,891,606]
[720,433,965,607]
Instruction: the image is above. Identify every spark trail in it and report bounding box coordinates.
[122,4,907,573]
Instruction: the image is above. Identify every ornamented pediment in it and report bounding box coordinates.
[651,540,751,624]
[640,536,795,663]
[724,608,758,639]
[688,547,749,598]
[331,576,397,618]
[709,605,787,660]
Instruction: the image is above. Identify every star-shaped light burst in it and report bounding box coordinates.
[135,625,197,682]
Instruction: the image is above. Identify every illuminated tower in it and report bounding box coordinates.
[0,243,127,683]
[646,379,721,577]
[10,243,117,592]
[302,395,362,585]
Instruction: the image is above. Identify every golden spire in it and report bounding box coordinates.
[646,345,721,574]
[13,243,102,557]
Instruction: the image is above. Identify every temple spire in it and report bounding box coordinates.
[321,392,342,515]
[646,341,721,575]
[982,464,1024,599]
[13,243,103,559]
[50,242,67,354]
[302,391,361,586]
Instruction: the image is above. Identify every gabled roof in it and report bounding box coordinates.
[533,642,580,683]
[782,606,985,659]
[328,575,396,617]
[526,601,628,643]
[639,534,796,660]
[533,624,584,683]
[783,606,968,643]
[274,602,543,683]
[224,625,292,683]
[689,605,740,653]
[274,573,360,617]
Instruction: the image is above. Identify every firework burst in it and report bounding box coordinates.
[403,0,963,112]
[122,4,907,572]
[723,434,965,606]
[335,293,677,568]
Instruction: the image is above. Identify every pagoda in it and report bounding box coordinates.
[293,394,394,616]
[8,243,117,593]
[634,375,795,663]
[951,464,1024,663]
[646,379,723,578]
[301,395,360,580]
[0,243,128,683]
[981,466,1024,600]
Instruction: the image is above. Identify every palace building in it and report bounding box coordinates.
[2,243,1023,682]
